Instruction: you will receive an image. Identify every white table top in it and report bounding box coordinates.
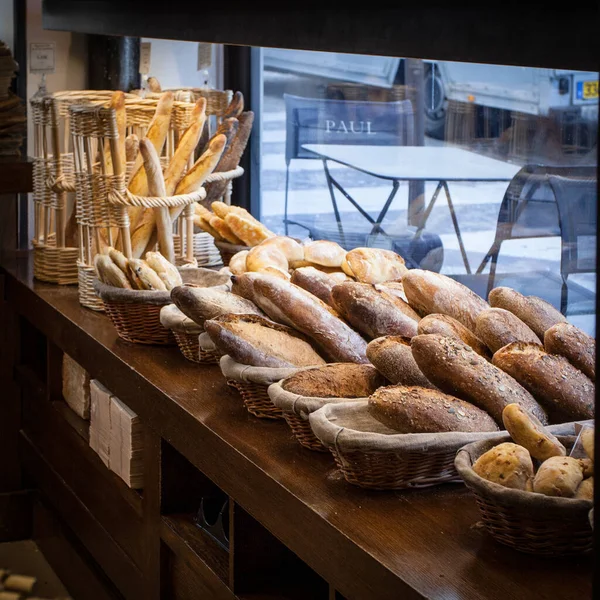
[303,144,521,181]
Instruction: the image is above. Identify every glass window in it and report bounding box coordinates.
[252,47,598,334]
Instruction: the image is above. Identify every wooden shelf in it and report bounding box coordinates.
[0,157,33,194]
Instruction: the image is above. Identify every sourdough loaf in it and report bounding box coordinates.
[330,282,419,339]
[492,342,594,422]
[204,314,325,368]
[366,336,434,387]
[403,270,489,331]
[418,313,490,358]
[290,267,337,305]
[411,334,548,425]
[488,287,567,339]
[368,385,499,433]
[475,307,542,353]
[281,363,386,398]
[544,322,595,382]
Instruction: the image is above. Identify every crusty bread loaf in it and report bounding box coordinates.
[374,281,407,303]
[411,334,548,425]
[403,269,489,331]
[475,307,542,353]
[544,322,595,382]
[249,272,369,363]
[303,240,346,267]
[145,251,182,291]
[368,385,499,433]
[223,91,244,119]
[330,282,419,339]
[492,342,594,422]
[94,254,131,289]
[488,287,567,339]
[224,212,274,246]
[473,442,534,490]
[366,336,434,388]
[281,363,386,398]
[170,286,263,327]
[344,247,407,284]
[229,250,249,276]
[290,267,337,305]
[209,215,244,245]
[204,314,325,368]
[418,313,490,359]
[501,403,565,461]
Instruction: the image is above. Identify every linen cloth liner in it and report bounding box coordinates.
[219,354,299,385]
[199,331,217,351]
[159,304,202,334]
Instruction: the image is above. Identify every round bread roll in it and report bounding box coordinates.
[579,458,593,478]
[246,244,289,273]
[492,342,594,422]
[229,250,249,276]
[341,256,355,278]
[533,456,584,497]
[257,236,304,263]
[281,363,386,398]
[488,287,567,339]
[303,240,346,267]
[418,313,490,359]
[501,403,565,461]
[411,334,548,425]
[366,336,434,388]
[368,385,499,433]
[473,442,534,491]
[580,427,594,461]
[544,322,595,382]
[403,269,489,332]
[344,247,407,284]
[475,307,542,353]
[575,477,594,500]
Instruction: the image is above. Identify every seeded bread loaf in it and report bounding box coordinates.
[204,314,325,368]
[475,307,542,353]
[492,342,594,422]
[368,385,499,433]
[544,322,595,381]
[418,313,490,358]
[281,363,386,398]
[411,334,548,425]
[366,336,434,388]
[488,287,567,339]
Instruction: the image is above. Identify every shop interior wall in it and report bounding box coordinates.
[0,1,14,52]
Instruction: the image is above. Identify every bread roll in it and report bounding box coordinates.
[575,477,594,500]
[229,250,249,276]
[473,442,534,491]
[533,456,584,497]
[303,240,346,267]
[257,266,291,280]
[581,427,594,461]
[492,342,594,422]
[579,458,593,478]
[403,269,489,331]
[366,336,434,388]
[224,212,274,247]
[418,313,490,359]
[290,267,337,305]
[248,272,369,363]
[281,363,386,398]
[145,251,182,291]
[411,334,548,425]
[209,216,244,245]
[368,385,499,433]
[501,403,566,461]
[344,247,407,284]
[488,287,567,339]
[94,254,131,289]
[204,314,325,368]
[127,258,167,291]
[475,307,542,353]
[544,322,595,382]
[170,286,263,327]
[256,236,304,263]
[107,247,134,286]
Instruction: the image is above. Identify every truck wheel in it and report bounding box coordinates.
[424,64,447,140]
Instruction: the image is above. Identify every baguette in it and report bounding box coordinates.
[290,267,338,305]
[492,342,594,422]
[488,287,567,339]
[211,117,239,172]
[204,313,325,368]
[330,281,419,339]
[403,269,489,331]
[170,285,264,327]
[475,307,542,353]
[544,322,595,381]
[223,91,244,119]
[366,336,434,388]
[368,386,499,433]
[344,247,407,284]
[147,76,162,92]
[125,134,139,163]
[418,313,491,359]
[246,272,369,363]
[411,334,548,425]
[175,134,227,195]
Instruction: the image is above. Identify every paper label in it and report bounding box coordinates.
[197,43,212,71]
[30,42,55,73]
[139,42,152,75]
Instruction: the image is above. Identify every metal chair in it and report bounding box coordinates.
[476,164,597,312]
[283,94,415,238]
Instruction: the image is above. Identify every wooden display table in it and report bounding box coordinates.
[0,252,593,600]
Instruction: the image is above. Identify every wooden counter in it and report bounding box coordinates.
[0,253,593,600]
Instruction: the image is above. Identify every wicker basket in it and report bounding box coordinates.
[455,435,593,555]
[214,240,247,266]
[309,402,586,491]
[268,379,366,452]
[197,332,223,365]
[219,355,300,420]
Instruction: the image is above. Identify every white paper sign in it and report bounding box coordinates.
[30,42,56,73]
[197,43,212,71]
[139,42,152,75]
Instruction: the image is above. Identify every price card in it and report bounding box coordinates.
[197,43,212,71]
[139,42,152,75]
[30,42,56,73]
